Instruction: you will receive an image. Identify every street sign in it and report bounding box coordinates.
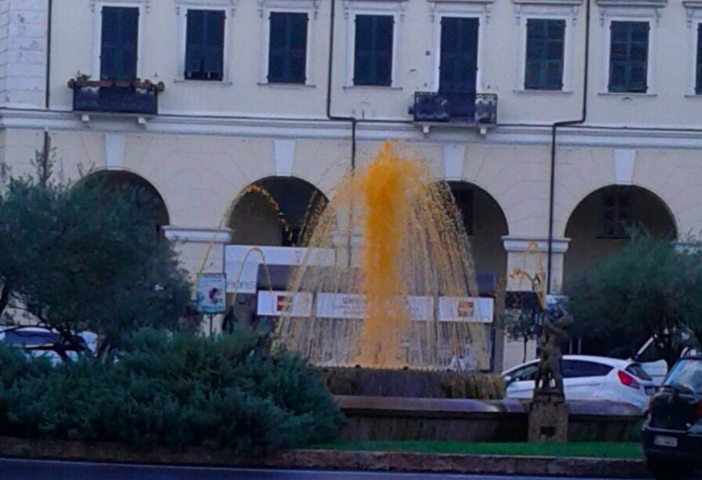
[196,274,227,314]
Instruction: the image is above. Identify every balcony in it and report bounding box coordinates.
[411,92,498,133]
[68,77,165,116]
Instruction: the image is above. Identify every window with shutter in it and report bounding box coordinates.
[608,21,649,93]
[525,19,565,91]
[101,7,139,81]
[353,15,394,87]
[268,12,308,84]
[696,24,702,95]
[602,188,632,238]
[439,17,479,94]
[185,10,226,81]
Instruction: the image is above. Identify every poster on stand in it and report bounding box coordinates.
[196,274,227,314]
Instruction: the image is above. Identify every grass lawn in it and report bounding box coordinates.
[312,441,644,459]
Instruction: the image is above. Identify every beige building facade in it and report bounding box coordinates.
[1,0,700,370]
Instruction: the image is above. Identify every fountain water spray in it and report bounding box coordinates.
[276,142,490,370]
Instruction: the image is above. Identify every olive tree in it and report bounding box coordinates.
[0,150,191,357]
[565,234,702,368]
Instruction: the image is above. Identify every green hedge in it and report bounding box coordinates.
[0,329,343,456]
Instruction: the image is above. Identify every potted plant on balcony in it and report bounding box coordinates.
[67,74,166,93]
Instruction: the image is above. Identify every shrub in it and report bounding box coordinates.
[0,328,344,456]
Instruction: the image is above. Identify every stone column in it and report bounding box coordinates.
[500,236,569,370]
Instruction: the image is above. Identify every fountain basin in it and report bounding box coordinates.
[316,367,505,400]
[335,396,643,443]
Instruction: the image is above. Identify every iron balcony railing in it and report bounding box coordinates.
[68,78,165,116]
[412,92,498,126]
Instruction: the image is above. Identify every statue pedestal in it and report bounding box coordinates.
[528,390,569,443]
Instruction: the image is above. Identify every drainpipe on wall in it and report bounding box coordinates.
[45,0,53,109]
[546,0,592,294]
[326,0,357,172]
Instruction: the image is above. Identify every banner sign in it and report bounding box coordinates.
[314,295,434,321]
[256,292,492,323]
[316,293,366,319]
[407,296,434,322]
[196,274,227,314]
[257,291,313,317]
[224,246,335,294]
[438,297,494,323]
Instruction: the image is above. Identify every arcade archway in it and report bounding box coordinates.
[447,181,509,295]
[564,185,678,358]
[228,177,328,247]
[564,185,677,282]
[78,170,169,237]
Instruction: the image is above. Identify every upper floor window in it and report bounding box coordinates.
[101,7,139,81]
[354,15,394,87]
[608,21,649,93]
[602,188,631,238]
[268,12,308,84]
[185,10,226,81]
[696,24,702,95]
[525,19,565,91]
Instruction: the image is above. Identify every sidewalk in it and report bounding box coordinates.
[0,437,654,478]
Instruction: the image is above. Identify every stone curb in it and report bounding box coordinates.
[0,437,652,478]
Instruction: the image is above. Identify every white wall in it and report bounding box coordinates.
[0,0,48,108]
[45,0,702,127]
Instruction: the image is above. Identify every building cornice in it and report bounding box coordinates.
[683,0,702,27]
[595,0,667,8]
[175,0,238,15]
[91,0,152,13]
[596,0,667,25]
[2,109,702,150]
[512,0,582,5]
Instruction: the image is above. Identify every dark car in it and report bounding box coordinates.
[642,356,702,480]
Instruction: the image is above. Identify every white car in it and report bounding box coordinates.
[0,327,97,365]
[502,355,657,412]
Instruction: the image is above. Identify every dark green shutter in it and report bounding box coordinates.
[268,12,308,84]
[354,15,394,86]
[439,17,479,94]
[101,7,139,81]
[609,21,649,93]
[525,19,565,90]
[186,10,225,80]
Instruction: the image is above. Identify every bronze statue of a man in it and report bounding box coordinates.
[534,305,574,396]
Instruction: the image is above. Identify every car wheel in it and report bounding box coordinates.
[647,458,694,480]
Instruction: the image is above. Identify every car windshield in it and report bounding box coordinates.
[663,359,702,394]
[3,330,59,348]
